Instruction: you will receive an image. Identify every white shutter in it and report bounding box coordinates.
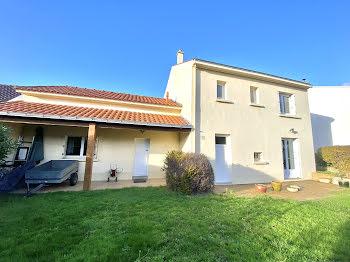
[63,135,68,157]
[94,137,99,158]
[290,95,296,115]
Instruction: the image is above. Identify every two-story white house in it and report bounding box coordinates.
[0,51,315,188]
[165,51,315,184]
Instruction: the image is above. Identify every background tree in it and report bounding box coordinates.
[0,123,19,164]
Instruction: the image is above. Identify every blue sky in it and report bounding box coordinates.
[0,0,349,97]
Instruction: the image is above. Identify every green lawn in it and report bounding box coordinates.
[1,188,350,262]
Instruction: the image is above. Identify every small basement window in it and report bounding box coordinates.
[217,82,226,100]
[254,152,263,163]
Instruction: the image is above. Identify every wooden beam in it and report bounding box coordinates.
[0,115,192,132]
[0,116,89,128]
[83,123,96,190]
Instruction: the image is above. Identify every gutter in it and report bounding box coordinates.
[0,111,193,130]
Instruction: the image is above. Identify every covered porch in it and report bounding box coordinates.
[1,114,191,190]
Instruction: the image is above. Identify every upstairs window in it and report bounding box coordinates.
[279,92,296,115]
[217,82,226,100]
[250,86,259,104]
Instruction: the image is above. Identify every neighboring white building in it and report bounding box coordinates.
[308,86,350,151]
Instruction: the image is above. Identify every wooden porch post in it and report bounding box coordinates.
[83,123,96,190]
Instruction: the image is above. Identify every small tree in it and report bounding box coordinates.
[0,123,19,164]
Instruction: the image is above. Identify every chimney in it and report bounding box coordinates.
[176,50,184,64]
[166,92,169,102]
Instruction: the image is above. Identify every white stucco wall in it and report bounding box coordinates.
[197,69,315,184]
[8,124,180,181]
[165,61,194,152]
[308,86,350,151]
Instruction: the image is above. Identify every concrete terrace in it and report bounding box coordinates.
[12,179,348,201]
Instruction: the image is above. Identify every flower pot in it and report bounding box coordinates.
[338,180,350,188]
[271,181,282,191]
[255,184,267,193]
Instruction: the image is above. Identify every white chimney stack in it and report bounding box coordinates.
[176,50,184,64]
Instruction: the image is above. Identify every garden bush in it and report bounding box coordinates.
[317,146,350,176]
[0,123,19,164]
[163,150,214,194]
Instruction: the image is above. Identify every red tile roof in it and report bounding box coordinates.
[0,101,190,127]
[15,85,180,107]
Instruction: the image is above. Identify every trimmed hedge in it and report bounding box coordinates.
[316,146,350,176]
[162,150,214,194]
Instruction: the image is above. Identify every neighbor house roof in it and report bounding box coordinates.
[15,85,181,107]
[0,85,21,102]
[0,101,190,128]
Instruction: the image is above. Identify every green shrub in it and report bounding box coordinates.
[315,151,327,167]
[163,150,214,194]
[0,123,19,164]
[317,146,350,176]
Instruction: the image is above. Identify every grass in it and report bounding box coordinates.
[0,187,350,262]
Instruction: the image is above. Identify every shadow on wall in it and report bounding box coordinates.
[231,164,283,185]
[208,155,283,185]
[310,113,334,151]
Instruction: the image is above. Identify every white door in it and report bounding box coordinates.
[133,138,150,177]
[215,136,232,183]
[282,138,301,179]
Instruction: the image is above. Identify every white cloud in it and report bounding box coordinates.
[342,82,350,86]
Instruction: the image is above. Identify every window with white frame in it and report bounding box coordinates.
[254,152,263,163]
[279,92,296,115]
[65,136,97,158]
[250,86,259,104]
[217,82,226,100]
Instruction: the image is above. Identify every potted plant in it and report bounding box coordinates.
[255,184,267,193]
[271,181,282,191]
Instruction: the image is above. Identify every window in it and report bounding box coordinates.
[254,152,263,163]
[65,136,98,158]
[279,93,295,115]
[217,82,226,100]
[215,136,226,145]
[250,86,259,104]
[66,136,87,157]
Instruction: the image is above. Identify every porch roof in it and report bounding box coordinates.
[0,101,191,130]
